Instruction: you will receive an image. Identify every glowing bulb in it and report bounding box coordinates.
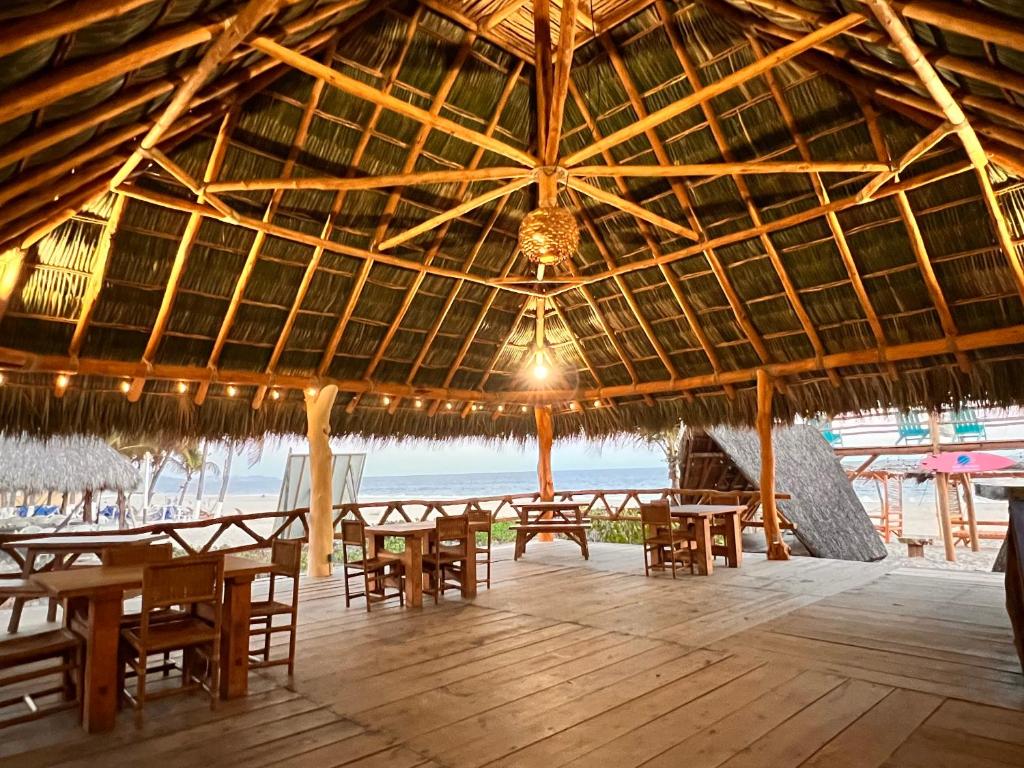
[176,381,188,394]
[0,373,5,385]
[55,374,69,389]
[119,380,131,394]
[497,404,504,412]
[445,402,453,410]
[532,363,549,380]
[226,385,238,397]
[269,389,281,400]
[414,399,423,408]
[472,404,479,411]
[305,386,318,397]
[520,405,528,413]
[569,402,577,410]
[382,396,391,405]
[592,399,601,408]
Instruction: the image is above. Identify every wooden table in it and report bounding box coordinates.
[364,520,486,608]
[32,554,272,733]
[2,532,169,631]
[669,504,745,575]
[510,501,591,560]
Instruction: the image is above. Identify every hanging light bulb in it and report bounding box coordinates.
[497,404,504,412]
[0,372,6,386]
[176,381,188,394]
[119,380,131,394]
[414,398,423,408]
[382,395,391,405]
[55,374,69,390]
[592,399,601,408]
[305,386,318,397]
[445,402,453,410]
[520,405,528,413]
[226,385,238,397]
[269,389,281,400]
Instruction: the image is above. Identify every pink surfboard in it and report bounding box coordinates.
[920,451,1016,473]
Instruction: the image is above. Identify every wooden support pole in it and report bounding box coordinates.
[0,247,26,327]
[535,405,555,498]
[305,384,338,577]
[757,369,790,560]
[935,471,956,562]
[962,474,980,553]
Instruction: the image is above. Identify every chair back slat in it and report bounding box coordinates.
[340,519,366,547]
[640,501,672,526]
[466,509,490,525]
[271,538,303,575]
[436,515,469,544]
[141,555,223,613]
[101,542,173,567]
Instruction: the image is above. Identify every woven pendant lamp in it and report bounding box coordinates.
[518,206,579,267]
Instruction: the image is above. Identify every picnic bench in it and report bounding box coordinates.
[511,501,591,560]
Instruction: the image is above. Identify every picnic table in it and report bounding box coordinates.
[510,501,591,560]
[669,504,745,575]
[364,518,489,608]
[32,554,272,733]
[2,531,170,632]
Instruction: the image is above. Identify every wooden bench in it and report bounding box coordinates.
[510,502,591,560]
[898,536,933,558]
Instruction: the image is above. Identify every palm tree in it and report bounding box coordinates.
[635,422,685,488]
[169,443,220,506]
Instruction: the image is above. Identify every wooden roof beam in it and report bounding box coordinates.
[898,0,1024,55]
[127,109,238,401]
[565,80,733,399]
[864,0,1024,306]
[654,4,835,386]
[399,63,526,395]
[545,0,579,165]
[561,13,865,166]
[572,161,889,177]
[205,167,530,194]
[565,178,699,241]
[347,30,479,414]
[250,35,538,167]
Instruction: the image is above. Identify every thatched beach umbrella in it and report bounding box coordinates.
[0,433,138,497]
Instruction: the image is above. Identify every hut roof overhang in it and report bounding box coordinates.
[1,0,1024,441]
[0,433,139,494]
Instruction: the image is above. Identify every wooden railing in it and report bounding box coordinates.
[1,488,793,574]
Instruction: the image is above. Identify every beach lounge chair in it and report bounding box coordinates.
[809,417,843,448]
[896,411,930,445]
[950,407,986,442]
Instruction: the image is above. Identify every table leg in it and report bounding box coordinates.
[405,536,423,608]
[725,511,742,568]
[8,550,37,633]
[47,554,66,622]
[461,537,477,599]
[82,589,122,733]
[693,517,714,576]
[220,576,254,700]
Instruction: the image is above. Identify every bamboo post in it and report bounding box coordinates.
[305,384,339,577]
[962,474,981,552]
[928,409,957,561]
[116,490,127,530]
[83,489,94,525]
[535,404,555,542]
[757,369,790,560]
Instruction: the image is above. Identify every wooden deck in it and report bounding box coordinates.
[3,541,1024,767]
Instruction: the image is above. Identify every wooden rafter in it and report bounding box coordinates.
[532,0,553,153]
[565,178,699,241]
[862,0,1024,306]
[541,158,977,295]
[376,177,533,251]
[572,161,889,177]
[653,5,836,386]
[127,109,238,400]
[201,37,349,407]
[568,188,680,381]
[400,63,525,397]
[566,80,733,399]
[857,123,952,202]
[205,167,530,194]
[545,0,579,165]
[67,194,127,359]
[562,13,865,166]
[250,36,538,167]
[346,30,479,413]
[598,30,773,369]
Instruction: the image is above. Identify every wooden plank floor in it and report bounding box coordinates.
[3,541,1024,767]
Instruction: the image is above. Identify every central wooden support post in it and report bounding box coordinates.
[929,409,957,562]
[305,384,338,577]
[535,404,555,541]
[756,369,790,560]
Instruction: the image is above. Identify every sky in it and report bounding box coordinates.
[206,434,664,479]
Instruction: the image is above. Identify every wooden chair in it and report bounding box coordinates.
[466,508,492,590]
[640,502,696,578]
[338,520,404,612]
[119,555,223,727]
[1,577,47,634]
[249,538,302,676]
[422,516,470,603]
[0,629,82,729]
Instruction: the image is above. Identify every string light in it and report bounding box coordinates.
[119,380,131,394]
[414,398,423,408]
[226,385,238,397]
[382,395,391,405]
[497,404,504,412]
[445,402,453,410]
[471,404,480,411]
[520,405,528,413]
[569,402,577,410]
[269,389,281,400]
[176,381,188,394]
[592,399,601,408]
[0,373,5,386]
[531,348,549,381]
[305,386,318,397]
[55,374,69,390]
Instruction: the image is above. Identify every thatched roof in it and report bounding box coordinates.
[0,433,139,494]
[1,0,1024,442]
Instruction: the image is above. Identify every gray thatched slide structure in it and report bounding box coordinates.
[0,434,138,495]
[709,425,887,562]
